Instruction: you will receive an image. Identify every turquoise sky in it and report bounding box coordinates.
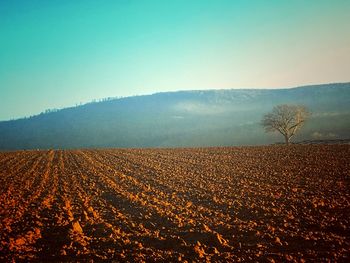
[1,0,349,120]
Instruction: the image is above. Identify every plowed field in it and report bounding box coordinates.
[0,145,349,262]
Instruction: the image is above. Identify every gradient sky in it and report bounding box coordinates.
[1,0,349,120]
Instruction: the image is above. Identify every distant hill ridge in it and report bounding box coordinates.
[0,82,349,149]
[296,139,350,145]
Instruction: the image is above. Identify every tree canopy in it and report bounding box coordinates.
[261,104,310,145]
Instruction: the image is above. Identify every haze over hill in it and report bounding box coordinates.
[0,83,349,150]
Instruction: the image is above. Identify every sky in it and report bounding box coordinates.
[0,0,350,120]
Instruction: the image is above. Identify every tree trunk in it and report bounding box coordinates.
[284,135,290,145]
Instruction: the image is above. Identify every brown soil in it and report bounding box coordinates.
[0,145,349,262]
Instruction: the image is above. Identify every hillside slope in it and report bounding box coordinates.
[0,83,349,149]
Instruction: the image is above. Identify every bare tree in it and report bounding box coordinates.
[261,104,310,145]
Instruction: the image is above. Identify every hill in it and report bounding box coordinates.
[0,83,349,149]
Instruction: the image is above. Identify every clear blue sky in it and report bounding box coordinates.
[1,0,349,120]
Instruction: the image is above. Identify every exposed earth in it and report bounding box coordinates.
[0,145,349,262]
